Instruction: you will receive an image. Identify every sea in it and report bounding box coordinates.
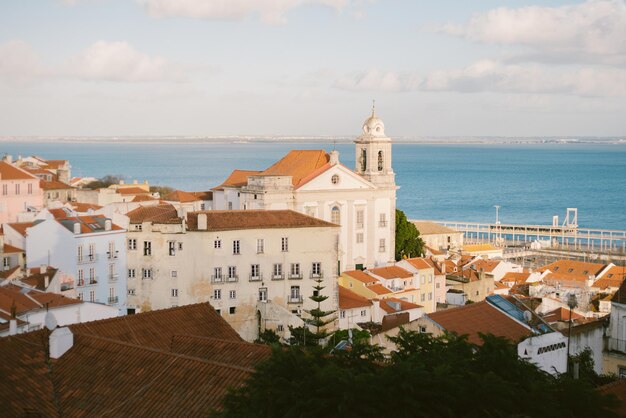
[1,140,625,230]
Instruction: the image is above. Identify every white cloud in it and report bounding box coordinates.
[440,0,626,66]
[138,0,348,24]
[0,40,45,85]
[64,41,184,82]
[334,69,421,92]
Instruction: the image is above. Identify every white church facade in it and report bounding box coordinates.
[213,108,398,271]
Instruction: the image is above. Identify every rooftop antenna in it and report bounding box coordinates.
[372,99,376,117]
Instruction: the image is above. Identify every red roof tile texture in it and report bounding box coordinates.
[187,210,337,231]
[339,286,372,309]
[0,161,38,180]
[368,265,413,279]
[163,189,202,203]
[127,204,179,224]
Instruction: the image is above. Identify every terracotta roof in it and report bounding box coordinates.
[339,286,372,309]
[468,259,502,273]
[294,162,333,188]
[20,267,59,291]
[543,272,590,288]
[171,335,271,368]
[213,169,261,190]
[56,215,124,234]
[187,210,338,231]
[494,281,509,290]
[593,265,626,289]
[405,257,433,270]
[70,202,102,212]
[462,244,499,253]
[40,179,73,190]
[70,303,242,350]
[425,245,445,255]
[367,266,413,280]
[426,301,532,345]
[41,159,67,169]
[412,221,458,235]
[258,150,330,187]
[5,222,34,237]
[118,186,150,195]
[422,257,444,275]
[192,190,213,200]
[378,297,422,314]
[537,260,605,277]
[367,283,393,295]
[0,284,80,315]
[2,243,22,253]
[131,194,158,202]
[542,307,585,323]
[0,161,38,180]
[163,189,201,203]
[25,167,54,176]
[127,204,179,224]
[343,269,377,284]
[0,266,20,280]
[501,272,531,284]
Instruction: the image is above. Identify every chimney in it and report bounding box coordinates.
[133,180,138,185]
[44,276,49,289]
[40,264,46,274]
[3,154,12,163]
[73,222,81,234]
[9,303,17,336]
[197,213,208,230]
[329,150,339,165]
[49,327,74,359]
[104,219,112,231]
[372,299,380,322]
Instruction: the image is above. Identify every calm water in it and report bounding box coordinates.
[1,141,625,230]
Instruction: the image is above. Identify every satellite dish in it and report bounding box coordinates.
[523,310,532,323]
[44,311,58,331]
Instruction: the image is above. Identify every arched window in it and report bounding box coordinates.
[377,150,383,171]
[331,206,340,225]
[361,149,367,172]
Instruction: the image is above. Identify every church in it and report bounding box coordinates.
[212,107,398,271]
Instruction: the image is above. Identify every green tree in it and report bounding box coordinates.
[215,330,618,418]
[395,209,425,261]
[289,278,336,346]
[85,174,124,189]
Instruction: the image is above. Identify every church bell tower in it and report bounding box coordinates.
[354,103,395,187]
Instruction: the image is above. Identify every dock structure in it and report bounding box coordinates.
[432,220,626,255]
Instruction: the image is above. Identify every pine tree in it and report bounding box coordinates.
[289,278,336,346]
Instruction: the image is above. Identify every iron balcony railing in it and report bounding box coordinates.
[249,273,263,282]
[310,271,323,279]
[289,273,303,280]
[108,296,119,304]
[271,273,284,280]
[212,275,238,283]
[77,254,98,264]
[288,296,303,304]
[109,274,119,282]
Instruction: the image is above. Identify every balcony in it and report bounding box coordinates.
[379,221,388,227]
[60,283,74,291]
[78,277,98,286]
[310,271,323,279]
[288,296,303,304]
[212,275,238,283]
[107,250,119,260]
[77,254,98,264]
[108,296,119,304]
[249,273,263,282]
[108,274,119,282]
[226,275,238,283]
[289,273,303,280]
[271,274,284,281]
[211,275,224,284]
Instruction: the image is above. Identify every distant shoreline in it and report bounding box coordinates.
[1,136,624,145]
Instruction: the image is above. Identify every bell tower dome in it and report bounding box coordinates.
[354,103,395,187]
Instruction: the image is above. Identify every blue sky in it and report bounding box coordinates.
[0,0,624,137]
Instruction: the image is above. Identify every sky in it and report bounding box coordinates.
[0,0,625,137]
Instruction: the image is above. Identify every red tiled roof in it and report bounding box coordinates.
[41,159,67,169]
[537,260,605,277]
[368,266,413,280]
[40,179,73,190]
[427,301,531,345]
[127,204,179,224]
[187,210,337,231]
[593,265,626,289]
[163,189,201,203]
[171,335,271,368]
[405,257,433,270]
[0,284,80,315]
[131,194,158,202]
[378,298,422,314]
[118,187,150,195]
[501,272,531,284]
[0,161,38,180]
[213,169,261,190]
[343,269,377,284]
[3,243,22,253]
[20,267,59,291]
[5,222,34,237]
[258,150,330,187]
[367,284,393,295]
[192,190,213,200]
[542,307,585,323]
[469,259,501,273]
[339,286,372,309]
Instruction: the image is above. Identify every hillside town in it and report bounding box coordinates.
[1,110,625,414]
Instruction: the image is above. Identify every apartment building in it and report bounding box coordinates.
[0,161,44,224]
[125,206,340,341]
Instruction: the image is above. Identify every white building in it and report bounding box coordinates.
[125,205,340,342]
[212,108,397,271]
[18,211,127,314]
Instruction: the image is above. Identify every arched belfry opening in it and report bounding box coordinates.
[378,150,383,171]
[361,149,367,172]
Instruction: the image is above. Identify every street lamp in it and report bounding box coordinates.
[566,293,578,376]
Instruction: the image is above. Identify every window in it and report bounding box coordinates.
[78,292,83,301]
[259,287,268,302]
[379,238,386,252]
[251,264,260,278]
[273,263,283,278]
[421,294,425,302]
[77,269,84,286]
[281,237,289,252]
[360,148,367,171]
[214,239,221,249]
[429,274,433,283]
[257,238,264,253]
[178,242,183,251]
[428,292,432,301]
[2,257,9,268]
[331,174,339,184]
[436,282,440,289]
[290,263,301,278]
[128,239,136,250]
[216,309,221,315]
[143,241,152,256]
[200,203,205,210]
[142,268,152,279]
[331,206,340,225]
[421,275,425,284]
[228,202,233,210]
[214,289,221,300]
[168,241,176,256]
[77,245,83,262]
[229,307,236,315]
[233,240,240,255]
[135,224,142,231]
[88,243,96,260]
[171,270,177,278]
[28,183,32,194]
[127,268,136,279]
[213,267,222,281]
[290,286,300,302]
[379,213,387,227]
[228,266,237,280]
[360,309,367,317]
[128,288,135,296]
[171,289,178,297]
[89,290,95,302]
[356,232,363,243]
[89,268,96,284]
[356,209,364,229]
[229,290,236,299]
[312,262,322,277]
[340,310,346,319]
[15,184,20,195]
[109,287,115,300]
[2,184,6,195]
[377,150,383,171]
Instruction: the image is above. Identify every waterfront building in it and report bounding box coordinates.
[40,179,75,207]
[412,220,464,251]
[0,161,44,224]
[11,155,71,185]
[125,206,339,341]
[212,108,397,271]
[162,189,211,215]
[13,210,127,314]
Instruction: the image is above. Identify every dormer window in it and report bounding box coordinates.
[568,268,573,273]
